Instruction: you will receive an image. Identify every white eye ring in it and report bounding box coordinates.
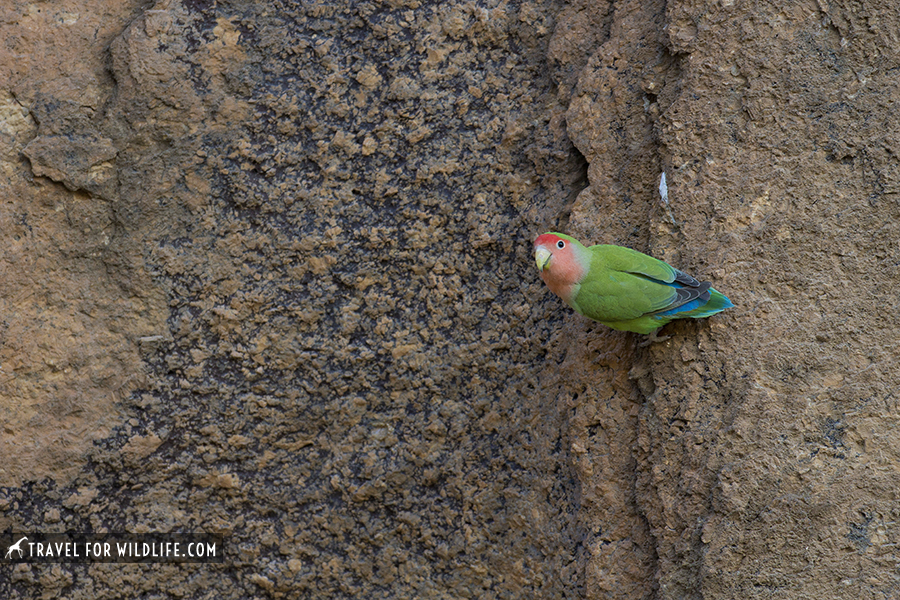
[556,240,565,249]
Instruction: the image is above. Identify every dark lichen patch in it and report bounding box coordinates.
[847,512,873,553]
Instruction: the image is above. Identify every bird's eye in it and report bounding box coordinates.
[556,240,565,249]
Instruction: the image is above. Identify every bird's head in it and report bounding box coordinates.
[533,232,588,300]
[534,232,576,271]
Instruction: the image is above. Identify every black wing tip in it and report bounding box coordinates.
[673,269,702,288]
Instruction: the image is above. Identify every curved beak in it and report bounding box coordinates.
[535,247,551,271]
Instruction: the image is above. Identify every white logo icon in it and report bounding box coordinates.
[5,536,28,559]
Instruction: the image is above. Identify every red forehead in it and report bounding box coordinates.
[534,233,563,247]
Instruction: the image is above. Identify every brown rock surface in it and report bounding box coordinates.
[0,0,166,488]
[562,0,900,598]
[2,0,899,598]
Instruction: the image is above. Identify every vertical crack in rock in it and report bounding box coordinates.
[546,0,672,597]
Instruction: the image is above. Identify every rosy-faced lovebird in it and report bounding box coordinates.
[534,232,733,334]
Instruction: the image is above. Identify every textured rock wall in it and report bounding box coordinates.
[2,0,900,598]
[2,0,585,597]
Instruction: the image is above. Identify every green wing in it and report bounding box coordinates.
[571,245,681,322]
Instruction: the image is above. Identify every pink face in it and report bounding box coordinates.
[533,234,584,302]
[534,233,575,271]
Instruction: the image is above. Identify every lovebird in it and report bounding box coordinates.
[534,232,733,334]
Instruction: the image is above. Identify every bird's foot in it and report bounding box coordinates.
[638,330,671,347]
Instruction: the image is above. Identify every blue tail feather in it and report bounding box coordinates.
[657,288,733,319]
[657,297,705,317]
[685,289,733,319]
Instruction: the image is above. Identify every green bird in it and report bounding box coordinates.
[534,232,733,334]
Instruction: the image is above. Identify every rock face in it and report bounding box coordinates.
[562,0,900,598]
[2,0,899,598]
[0,0,167,490]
